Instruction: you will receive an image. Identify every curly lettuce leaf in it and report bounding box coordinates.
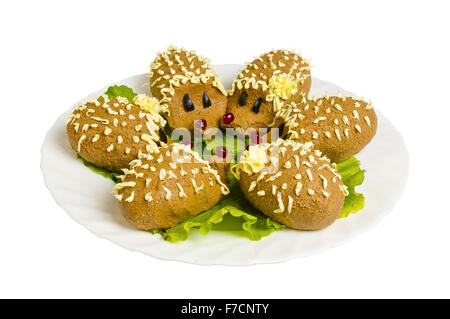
[103,85,137,102]
[151,182,285,242]
[340,192,365,219]
[76,154,121,183]
[336,156,365,218]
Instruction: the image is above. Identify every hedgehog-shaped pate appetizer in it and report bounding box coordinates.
[222,50,311,133]
[231,139,346,230]
[277,93,378,162]
[67,94,169,173]
[149,46,228,133]
[113,143,230,230]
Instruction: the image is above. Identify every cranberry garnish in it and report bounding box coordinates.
[215,146,228,159]
[223,113,234,125]
[195,119,207,131]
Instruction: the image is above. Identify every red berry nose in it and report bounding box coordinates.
[195,119,207,131]
[223,113,234,125]
[215,146,228,159]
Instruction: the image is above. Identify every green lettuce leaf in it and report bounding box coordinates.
[336,156,365,218]
[103,85,137,102]
[151,181,285,242]
[340,192,365,219]
[76,154,121,183]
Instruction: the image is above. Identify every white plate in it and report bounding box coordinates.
[40,65,409,266]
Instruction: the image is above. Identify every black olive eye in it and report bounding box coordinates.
[278,122,285,135]
[202,91,211,108]
[158,127,168,144]
[183,94,195,111]
[238,91,248,106]
[251,98,263,114]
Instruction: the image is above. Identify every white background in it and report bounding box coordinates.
[1,0,449,298]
